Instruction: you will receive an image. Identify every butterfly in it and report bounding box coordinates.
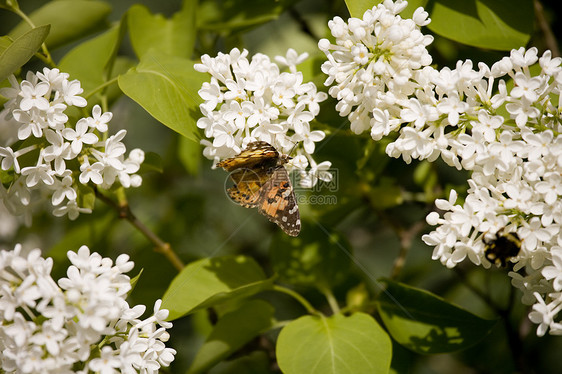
[217,141,300,236]
[483,228,522,267]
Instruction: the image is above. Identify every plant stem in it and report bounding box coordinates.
[321,287,340,314]
[390,221,425,279]
[273,284,318,315]
[84,77,119,102]
[501,311,530,374]
[270,320,291,330]
[499,284,531,374]
[534,0,560,57]
[453,267,530,372]
[94,188,185,271]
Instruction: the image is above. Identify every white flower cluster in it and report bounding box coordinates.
[0,68,144,223]
[195,48,333,188]
[0,244,176,373]
[320,0,562,336]
[421,43,562,338]
[318,0,433,139]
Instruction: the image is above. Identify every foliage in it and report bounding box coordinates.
[1,0,561,373]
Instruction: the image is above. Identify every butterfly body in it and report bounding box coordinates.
[217,141,300,236]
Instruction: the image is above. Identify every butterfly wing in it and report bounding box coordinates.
[217,141,279,172]
[257,166,300,236]
[217,141,300,236]
[225,168,265,208]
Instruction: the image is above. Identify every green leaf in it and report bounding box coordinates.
[209,351,271,374]
[127,1,197,60]
[107,56,136,96]
[178,135,201,175]
[343,0,427,20]
[129,268,144,293]
[295,55,324,84]
[389,340,414,374]
[398,0,428,19]
[58,25,133,121]
[344,0,381,18]
[0,36,12,54]
[0,0,18,10]
[428,0,533,51]
[8,0,111,50]
[59,24,123,97]
[192,309,214,338]
[161,255,274,320]
[118,51,206,142]
[0,25,49,81]
[376,279,497,354]
[0,169,13,184]
[277,313,392,374]
[270,225,351,290]
[188,300,274,374]
[197,0,293,32]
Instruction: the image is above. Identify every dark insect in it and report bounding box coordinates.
[217,141,300,236]
[483,229,522,267]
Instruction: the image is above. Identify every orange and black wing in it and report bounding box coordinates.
[257,166,300,236]
[217,141,279,172]
[225,168,266,208]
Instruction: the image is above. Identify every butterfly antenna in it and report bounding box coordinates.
[288,141,299,156]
